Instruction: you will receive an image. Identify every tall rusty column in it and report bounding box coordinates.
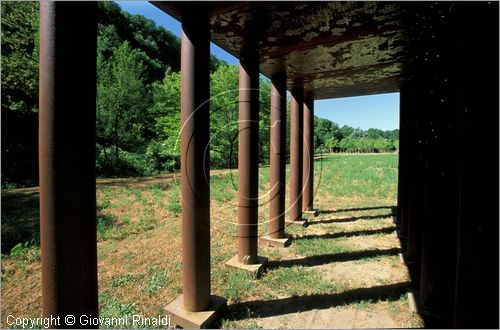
[302,98,316,214]
[39,1,98,326]
[288,88,305,225]
[179,7,211,312]
[226,46,267,276]
[237,48,260,264]
[397,84,409,240]
[165,7,226,328]
[259,75,291,248]
[268,76,287,238]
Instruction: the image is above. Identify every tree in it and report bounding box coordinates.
[97,2,224,82]
[149,68,181,141]
[259,78,271,165]
[1,1,39,114]
[325,136,339,153]
[315,117,332,147]
[1,2,40,186]
[97,41,151,165]
[209,64,239,167]
[97,1,180,82]
[367,128,385,139]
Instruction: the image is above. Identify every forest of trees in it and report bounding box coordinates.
[314,117,399,153]
[1,2,398,187]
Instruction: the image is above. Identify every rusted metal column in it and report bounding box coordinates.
[302,98,314,211]
[404,88,424,266]
[237,49,260,264]
[180,8,211,311]
[39,1,98,326]
[397,85,409,239]
[289,88,304,222]
[268,75,287,239]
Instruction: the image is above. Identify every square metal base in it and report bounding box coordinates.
[225,254,268,278]
[165,294,227,329]
[259,234,291,248]
[285,218,309,227]
[304,209,319,217]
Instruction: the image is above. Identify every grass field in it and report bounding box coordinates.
[1,153,423,328]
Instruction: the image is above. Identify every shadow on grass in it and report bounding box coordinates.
[268,247,400,269]
[320,205,395,214]
[309,213,393,225]
[1,189,120,253]
[224,281,410,320]
[294,226,396,241]
[1,190,40,253]
[96,174,176,187]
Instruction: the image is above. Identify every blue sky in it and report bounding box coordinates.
[116,1,399,131]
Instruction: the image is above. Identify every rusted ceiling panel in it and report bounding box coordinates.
[152,1,406,99]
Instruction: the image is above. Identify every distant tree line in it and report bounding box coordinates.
[1,2,398,187]
[314,117,399,154]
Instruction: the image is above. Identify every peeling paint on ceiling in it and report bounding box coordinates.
[152,1,407,99]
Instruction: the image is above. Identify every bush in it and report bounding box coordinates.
[145,139,180,173]
[96,141,180,178]
[96,147,153,177]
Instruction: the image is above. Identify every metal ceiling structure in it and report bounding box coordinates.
[153,2,406,99]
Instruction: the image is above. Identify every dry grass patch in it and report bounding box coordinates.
[2,154,424,329]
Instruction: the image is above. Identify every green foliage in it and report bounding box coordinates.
[338,137,397,153]
[97,2,223,81]
[259,78,272,164]
[149,68,181,140]
[319,154,398,199]
[145,140,180,173]
[167,189,181,216]
[9,242,39,262]
[325,136,339,152]
[99,292,138,319]
[97,1,180,83]
[97,41,152,167]
[315,118,399,153]
[140,268,168,296]
[1,2,40,186]
[2,1,398,184]
[211,172,237,202]
[1,1,39,114]
[262,266,339,296]
[222,271,256,303]
[210,64,240,168]
[293,237,352,257]
[111,274,137,288]
[2,2,227,183]
[97,214,119,240]
[7,242,40,276]
[149,63,272,169]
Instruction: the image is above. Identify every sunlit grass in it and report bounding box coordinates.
[0,153,419,329]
